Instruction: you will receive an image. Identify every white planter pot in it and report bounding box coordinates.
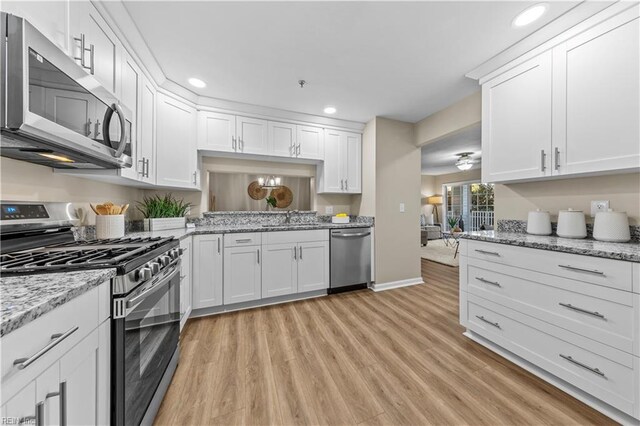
[143,217,186,231]
[96,215,125,240]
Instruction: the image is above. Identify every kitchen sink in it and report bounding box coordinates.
[261,223,316,228]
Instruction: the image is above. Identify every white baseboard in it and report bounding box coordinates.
[370,277,424,292]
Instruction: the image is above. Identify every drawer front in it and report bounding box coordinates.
[467,295,636,415]
[466,258,636,353]
[262,229,329,245]
[1,284,102,398]
[224,233,262,247]
[466,240,633,292]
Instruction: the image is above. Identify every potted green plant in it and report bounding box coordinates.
[138,194,192,231]
[447,216,462,233]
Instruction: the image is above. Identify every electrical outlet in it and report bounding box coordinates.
[325,206,334,215]
[590,200,609,217]
[400,203,405,213]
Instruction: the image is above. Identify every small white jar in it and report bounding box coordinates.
[593,209,630,242]
[556,208,587,239]
[96,215,125,240]
[526,209,552,236]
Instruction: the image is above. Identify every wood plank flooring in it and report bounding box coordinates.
[154,260,615,425]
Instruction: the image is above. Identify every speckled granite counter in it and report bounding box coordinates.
[0,269,116,337]
[461,231,640,263]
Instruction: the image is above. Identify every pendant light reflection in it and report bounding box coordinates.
[258,175,282,188]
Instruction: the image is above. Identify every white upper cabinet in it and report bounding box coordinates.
[192,234,223,310]
[69,1,120,95]
[482,51,553,183]
[317,129,362,194]
[119,51,141,181]
[481,6,640,183]
[197,111,236,153]
[1,1,69,53]
[138,76,156,184]
[297,125,324,160]
[552,13,639,176]
[156,93,198,189]
[236,116,268,155]
[269,121,297,158]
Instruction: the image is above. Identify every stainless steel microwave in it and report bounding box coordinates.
[1,13,133,169]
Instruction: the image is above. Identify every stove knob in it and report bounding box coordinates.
[160,255,171,267]
[169,249,179,260]
[137,267,152,281]
[150,262,160,275]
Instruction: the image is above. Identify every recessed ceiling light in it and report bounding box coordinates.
[188,77,206,88]
[512,3,548,27]
[323,106,337,114]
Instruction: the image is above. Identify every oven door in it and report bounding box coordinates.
[1,13,133,169]
[112,260,180,426]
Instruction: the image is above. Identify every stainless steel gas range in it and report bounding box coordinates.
[0,201,181,426]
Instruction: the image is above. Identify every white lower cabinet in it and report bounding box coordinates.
[179,237,193,329]
[262,243,298,298]
[224,245,262,304]
[192,234,223,310]
[297,241,330,292]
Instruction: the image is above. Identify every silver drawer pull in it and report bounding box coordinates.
[235,238,252,243]
[475,315,501,329]
[475,277,501,287]
[13,326,79,370]
[558,303,605,319]
[559,354,605,377]
[475,249,501,256]
[558,264,605,276]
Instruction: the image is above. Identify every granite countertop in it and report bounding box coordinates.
[1,268,116,337]
[126,222,372,240]
[461,231,640,263]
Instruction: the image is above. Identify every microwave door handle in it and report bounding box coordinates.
[103,103,128,158]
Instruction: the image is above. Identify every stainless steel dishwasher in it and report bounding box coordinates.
[330,227,372,293]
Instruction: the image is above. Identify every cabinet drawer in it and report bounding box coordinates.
[466,240,633,292]
[262,229,329,245]
[1,284,102,397]
[224,233,262,247]
[465,258,637,354]
[467,295,637,416]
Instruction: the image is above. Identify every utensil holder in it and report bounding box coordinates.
[96,215,125,240]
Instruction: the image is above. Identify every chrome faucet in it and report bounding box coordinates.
[285,210,297,224]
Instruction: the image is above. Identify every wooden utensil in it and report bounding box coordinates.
[90,204,99,215]
[121,204,129,214]
[95,204,110,215]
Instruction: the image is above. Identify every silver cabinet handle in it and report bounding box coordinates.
[345,179,348,190]
[299,245,303,260]
[475,315,501,329]
[217,237,221,254]
[257,248,260,264]
[94,119,101,138]
[232,136,237,151]
[60,381,67,426]
[558,264,604,276]
[73,34,86,67]
[296,144,301,157]
[340,179,344,191]
[73,34,93,73]
[554,147,560,171]
[559,303,605,319]
[180,275,186,280]
[88,43,95,75]
[559,354,605,377]
[475,277,501,287]
[475,249,501,256]
[193,171,197,185]
[13,326,79,369]
[293,246,297,260]
[235,238,252,243]
[35,401,44,426]
[540,149,546,172]
[138,158,145,175]
[144,158,150,178]
[86,118,92,137]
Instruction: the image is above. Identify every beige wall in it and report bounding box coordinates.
[420,175,436,217]
[414,91,481,146]
[145,156,355,216]
[0,157,144,225]
[374,117,421,284]
[495,173,640,225]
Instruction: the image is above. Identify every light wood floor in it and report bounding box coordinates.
[154,260,615,425]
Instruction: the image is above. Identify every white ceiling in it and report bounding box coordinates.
[123,1,580,123]
[421,124,481,175]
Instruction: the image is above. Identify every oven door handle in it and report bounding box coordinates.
[126,264,179,310]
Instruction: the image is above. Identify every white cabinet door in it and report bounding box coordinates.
[156,93,198,188]
[552,14,640,175]
[36,362,61,426]
[44,88,96,137]
[297,125,324,160]
[236,116,268,155]
[180,237,193,328]
[482,51,553,183]
[69,1,119,95]
[319,129,345,193]
[192,234,223,310]
[2,381,36,424]
[197,112,236,152]
[345,132,362,193]
[138,76,156,184]
[224,245,262,305]
[269,121,297,158]
[59,328,99,426]
[119,52,141,181]
[297,241,329,293]
[262,243,297,298]
[1,1,69,52]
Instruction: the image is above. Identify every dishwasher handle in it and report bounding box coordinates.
[332,231,371,238]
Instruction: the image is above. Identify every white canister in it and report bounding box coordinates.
[556,208,587,239]
[526,209,552,235]
[96,215,125,240]
[593,209,630,242]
